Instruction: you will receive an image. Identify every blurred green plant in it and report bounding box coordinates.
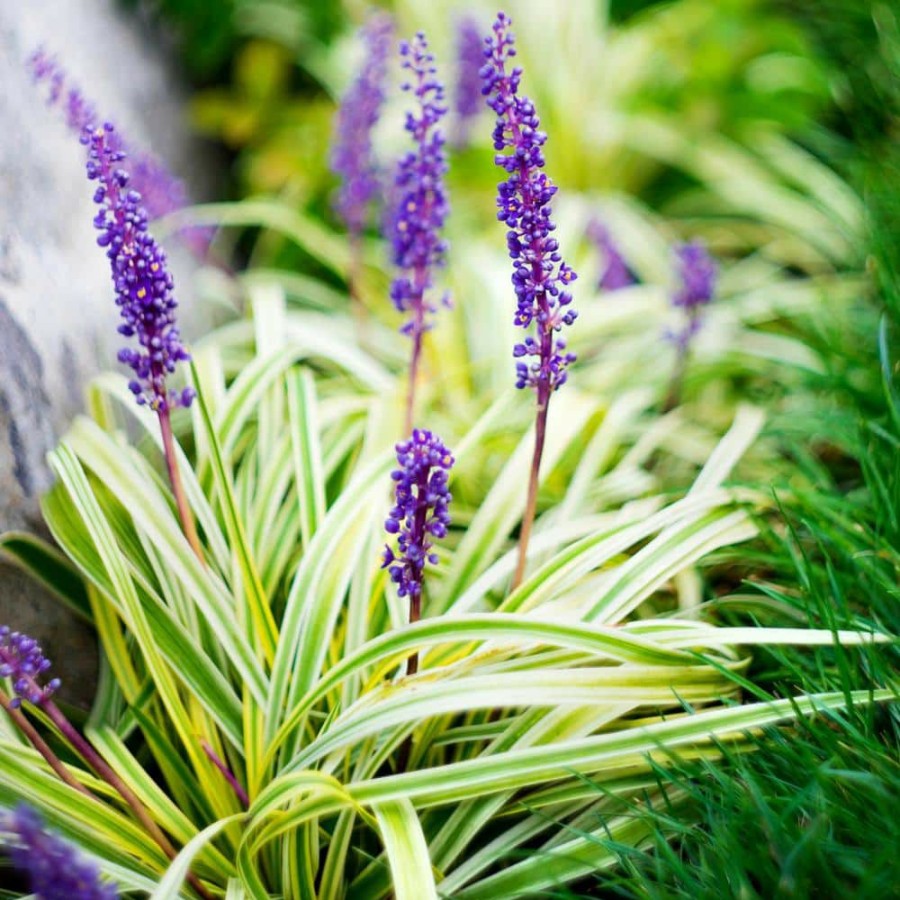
[190,39,335,198]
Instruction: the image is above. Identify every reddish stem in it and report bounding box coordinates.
[158,407,203,561]
[490,40,560,592]
[511,383,550,590]
[201,739,249,808]
[406,593,423,678]
[41,699,214,899]
[397,463,431,772]
[405,461,431,675]
[0,690,92,797]
[661,346,688,414]
[348,232,371,351]
[404,305,426,437]
[396,585,423,773]
[662,325,694,413]
[348,233,364,305]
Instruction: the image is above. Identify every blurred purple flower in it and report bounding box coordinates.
[482,12,577,392]
[3,805,118,899]
[382,429,454,603]
[388,31,450,338]
[587,218,636,291]
[330,14,393,237]
[0,626,60,709]
[452,16,484,147]
[29,47,214,256]
[85,123,193,411]
[668,240,717,348]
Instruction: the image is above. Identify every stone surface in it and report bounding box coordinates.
[0,0,215,707]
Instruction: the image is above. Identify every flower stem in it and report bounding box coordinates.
[661,341,690,414]
[405,325,425,438]
[0,690,92,798]
[397,588,422,773]
[348,232,369,339]
[201,739,249,808]
[511,385,550,590]
[348,233,364,304]
[158,407,203,561]
[42,698,213,899]
[404,263,430,436]
[406,592,423,677]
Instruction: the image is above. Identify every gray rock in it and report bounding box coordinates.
[0,0,215,707]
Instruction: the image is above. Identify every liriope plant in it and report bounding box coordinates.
[0,285,892,897]
[0,10,893,900]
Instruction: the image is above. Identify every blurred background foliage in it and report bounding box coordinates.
[126,0,833,203]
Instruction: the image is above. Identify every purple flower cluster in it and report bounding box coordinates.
[481,13,577,392]
[388,32,450,337]
[382,430,454,602]
[3,805,118,899]
[669,241,717,348]
[587,219,636,292]
[0,626,60,709]
[330,14,394,236]
[29,48,199,233]
[452,16,485,147]
[84,123,193,412]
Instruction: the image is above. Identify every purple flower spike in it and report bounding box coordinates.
[84,123,193,412]
[452,16,485,147]
[330,14,394,237]
[0,626,60,709]
[587,219,636,292]
[382,430,454,603]
[389,32,450,337]
[669,240,717,348]
[3,805,118,899]
[29,47,205,241]
[29,48,98,133]
[482,12,578,393]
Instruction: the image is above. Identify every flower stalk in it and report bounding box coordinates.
[84,122,203,560]
[1,627,212,898]
[30,48,213,258]
[201,739,249,808]
[662,241,717,412]
[330,14,393,302]
[388,32,450,435]
[482,13,578,589]
[382,430,454,677]
[158,406,203,558]
[0,688,90,797]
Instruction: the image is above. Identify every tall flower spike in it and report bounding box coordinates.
[482,12,577,589]
[0,627,61,709]
[662,240,717,412]
[84,122,203,558]
[330,14,393,238]
[587,218,636,292]
[389,32,450,433]
[382,429,453,609]
[482,12,578,393]
[670,240,716,347]
[84,123,193,413]
[452,16,485,148]
[29,48,211,257]
[3,805,119,899]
